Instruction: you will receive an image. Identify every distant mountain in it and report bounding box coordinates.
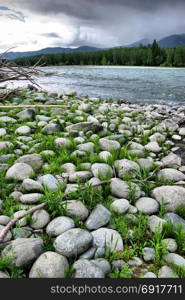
[2,33,185,60]
[3,46,101,60]
[125,38,152,47]
[158,34,185,47]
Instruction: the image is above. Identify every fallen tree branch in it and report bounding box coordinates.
[0,49,45,96]
[0,202,46,243]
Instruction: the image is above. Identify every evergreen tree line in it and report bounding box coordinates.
[15,40,185,67]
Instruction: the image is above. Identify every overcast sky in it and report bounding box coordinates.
[0,0,185,52]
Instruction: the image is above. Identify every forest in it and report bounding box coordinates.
[15,40,185,67]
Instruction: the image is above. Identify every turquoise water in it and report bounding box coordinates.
[4,66,185,106]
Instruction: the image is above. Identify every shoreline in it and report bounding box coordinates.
[0,87,185,279]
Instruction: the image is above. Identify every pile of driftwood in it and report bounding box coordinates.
[0,49,43,101]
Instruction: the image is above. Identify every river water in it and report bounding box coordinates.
[2,66,185,106]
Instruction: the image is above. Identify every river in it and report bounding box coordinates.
[2,66,185,106]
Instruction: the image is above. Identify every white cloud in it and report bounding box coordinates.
[0,0,185,52]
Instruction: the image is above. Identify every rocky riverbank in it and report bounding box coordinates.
[0,87,185,278]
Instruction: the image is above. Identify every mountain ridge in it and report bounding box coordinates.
[2,33,185,60]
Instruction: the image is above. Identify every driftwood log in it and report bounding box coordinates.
[0,49,44,101]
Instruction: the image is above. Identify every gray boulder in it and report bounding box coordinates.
[30,209,50,229]
[110,178,141,199]
[85,205,111,230]
[63,200,89,220]
[2,238,43,268]
[163,213,185,231]
[157,168,185,182]
[92,228,123,253]
[73,259,104,278]
[99,138,120,151]
[29,251,69,278]
[15,154,43,171]
[135,197,159,215]
[91,163,113,179]
[38,174,59,191]
[6,163,34,181]
[46,216,75,236]
[114,159,140,178]
[54,229,92,257]
[152,186,185,212]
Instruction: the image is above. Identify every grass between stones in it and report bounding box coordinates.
[0,87,185,278]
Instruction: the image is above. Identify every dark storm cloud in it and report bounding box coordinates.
[5,0,185,48]
[15,0,185,19]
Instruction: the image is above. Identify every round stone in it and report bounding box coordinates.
[64,200,89,220]
[2,238,43,268]
[15,126,31,135]
[135,197,159,215]
[46,216,75,236]
[29,251,69,278]
[143,247,156,261]
[0,215,10,225]
[92,228,123,253]
[54,228,92,258]
[30,209,50,229]
[114,159,140,178]
[162,238,178,252]
[91,163,113,179]
[158,266,178,278]
[6,163,34,181]
[22,178,43,192]
[73,259,104,278]
[85,205,111,230]
[110,199,130,214]
[20,193,43,204]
